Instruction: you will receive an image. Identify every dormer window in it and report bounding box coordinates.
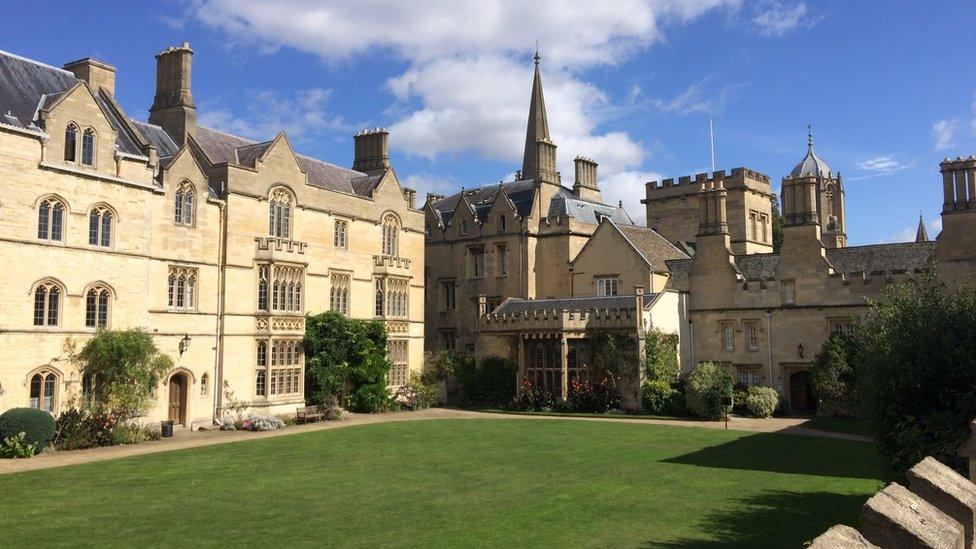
[460,220,468,236]
[64,124,78,162]
[81,128,95,166]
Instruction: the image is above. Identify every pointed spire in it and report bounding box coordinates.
[522,47,552,181]
[915,213,929,242]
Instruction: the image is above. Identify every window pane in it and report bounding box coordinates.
[101,213,111,246]
[29,374,41,408]
[167,275,175,307]
[86,290,97,327]
[175,191,183,223]
[177,276,185,308]
[43,374,55,412]
[51,204,63,241]
[34,287,46,326]
[64,126,76,162]
[89,211,99,245]
[38,202,49,239]
[98,291,109,327]
[184,193,193,225]
[82,131,94,165]
[47,287,59,325]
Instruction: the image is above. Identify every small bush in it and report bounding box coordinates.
[0,408,56,452]
[645,330,680,382]
[745,386,780,418]
[54,408,117,450]
[509,379,554,411]
[642,380,677,415]
[567,376,620,413]
[456,355,517,408]
[731,384,750,416]
[0,432,37,459]
[111,423,161,445]
[241,415,286,432]
[392,372,440,411]
[685,362,733,420]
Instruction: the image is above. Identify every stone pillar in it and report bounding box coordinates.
[907,457,976,549]
[944,163,957,211]
[560,335,569,401]
[808,525,878,548]
[861,482,964,549]
[967,161,976,207]
[956,165,969,210]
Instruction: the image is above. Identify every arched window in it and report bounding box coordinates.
[381,214,399,256]
[174,182,195,226]
[333,220,348,248]
[33,281,61,326]
[460,219,468,236]
[85,285,111,328]
[375,278,385,316]
[37,197,65,241]
[255,341,267,397]
[88,206,113,247]
[29,371,59,413]
[64,124,78,162]
[81,128,96,166]
[257,265,269,311]
[268,188,292,239]
[499,215,506,233]
[200,373,209,397]
[167,266,198,310]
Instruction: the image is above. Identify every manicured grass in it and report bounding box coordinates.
[802,417,872,438]
[0,419,880,548]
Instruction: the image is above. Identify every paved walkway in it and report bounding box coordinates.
[0,408,867,476]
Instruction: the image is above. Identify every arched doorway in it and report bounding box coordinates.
[789,371,815,414]
[168,373,187,426]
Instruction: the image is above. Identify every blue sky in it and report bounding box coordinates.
[4,1,975,244]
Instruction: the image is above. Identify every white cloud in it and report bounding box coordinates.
[402,173,459,204]
[753,2,810,36]
[933,119,958,151]
[848,155,913,180]
[599,170,662,224]
[191,0,738,202]
[652,78,738,115]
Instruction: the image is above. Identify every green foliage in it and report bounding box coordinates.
[810,333,861,417]
[76,329,173,421]
[0,432,37,459]
[771,195,784,252]
[745,386,780,418]
[642,380,677,414]
[509,379,554,411]
[645,330,680,382]
[685,362,733,420]
[400,372,439,410]
[0,407,56,452]
[455,355,517,408]
[731,385,749,415]
[567,376,620,413]
[110,423,162,445]
[54,408,117,450]
[304,311,392,413]
[857,272,976,482]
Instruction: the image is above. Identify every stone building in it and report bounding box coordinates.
[0,44,424,427]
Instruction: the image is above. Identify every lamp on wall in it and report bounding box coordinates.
[797,342,804,359]
[179,334,191,356]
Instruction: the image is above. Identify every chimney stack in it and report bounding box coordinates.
[148,42,197,146]
[353,128,390,173]
[573,156,602,202]
[63,58,117,96]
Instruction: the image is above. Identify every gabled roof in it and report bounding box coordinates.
[615,223,689,271]
[192,125,376,196]
[548,186,635,225]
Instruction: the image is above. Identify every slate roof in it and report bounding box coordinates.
[663,241,937,291]
[131,120,178,158]
[615,224,689,271]
[791,137,833,178]
[192,126,376,196]
[493,294,655,314]
[430,179,633,227]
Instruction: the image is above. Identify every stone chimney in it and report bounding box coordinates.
[353,128,390,173]
[573,156,601,202]
[63,58,117,96]
[148,42,197,146]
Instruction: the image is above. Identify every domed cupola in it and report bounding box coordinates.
[790,128,832,179]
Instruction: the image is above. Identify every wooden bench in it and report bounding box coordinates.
[296,405,325,424]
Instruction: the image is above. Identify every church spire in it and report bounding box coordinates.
[915,213,929,242]
[521,48,555,182]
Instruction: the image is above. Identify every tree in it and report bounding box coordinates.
[810,333,860,417]
[685,362,733,420]
[303,311,392,413]
[771,195,784,252]
[77,329,173,421]
[857,272,976,481]
[645,329,679,382]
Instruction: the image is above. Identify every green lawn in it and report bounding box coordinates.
[0,419,880,548]
[801,417,872,438]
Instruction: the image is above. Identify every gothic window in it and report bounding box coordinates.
[29,371,59,413]
[469,248,485,279]
[498,215,507,233]
[257,265,269,311]
[37,197,65,241]
[33,280,62,326]
[497,244,508,277]
[174,181,195,226]
[387,340,408,386]
[330,274,350,314]
[375,278,386,316]
[745,321,759,351]
[81,128,96,166]
[441,280,457,311]
[255,340,267,397]
[721,322,735,351]
[85,285,111,328]
[333,219,348,248]
[382,214,399,256]
[267,339,302,397]
[270,265,304,313]
[167,266,198,310]
[88,206,113,247]
[268,188,292,239]
[384,278,409,319]
[64,124,78,162]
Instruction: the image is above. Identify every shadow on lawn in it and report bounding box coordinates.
[644,489,868,548]
[663,432,879,479]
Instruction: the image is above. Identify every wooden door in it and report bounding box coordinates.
[169,374,186,425]
[790,371,814,414]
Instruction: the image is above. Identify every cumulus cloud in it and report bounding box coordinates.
[191,0,738,219]
[753,2,812,36]
[933,119,958,151]
[652,78,739,116]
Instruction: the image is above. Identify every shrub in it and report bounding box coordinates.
[0,432,37,459]
[642,380,676,415]
[567,376,620,413]
[731,384,750,416]
[392,372,439,411]
[645,329,680,382]
[111,423,161,445]
[810,333,860,417]
[75,329,173,421]
[684,362,733,420]
[54,408,117,450]
[455,355,517,408]
[857,273,976,482]
[745,386,780,418]
[240,415,286,432]
[0,408,56,452]
[509,379,554,411]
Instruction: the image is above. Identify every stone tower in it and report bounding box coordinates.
[521,51,558,185]
[149,42,197,146]
[789,129,846,248]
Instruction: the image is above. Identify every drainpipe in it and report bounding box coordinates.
[765,309,773,389]
[688,317,695,369]
[213,185,228,423]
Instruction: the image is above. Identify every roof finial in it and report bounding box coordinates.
[807,124,813,148]
[534,40,541,65]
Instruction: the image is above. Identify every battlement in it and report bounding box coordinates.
[940,155,976,212]
[644,167,771,198]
